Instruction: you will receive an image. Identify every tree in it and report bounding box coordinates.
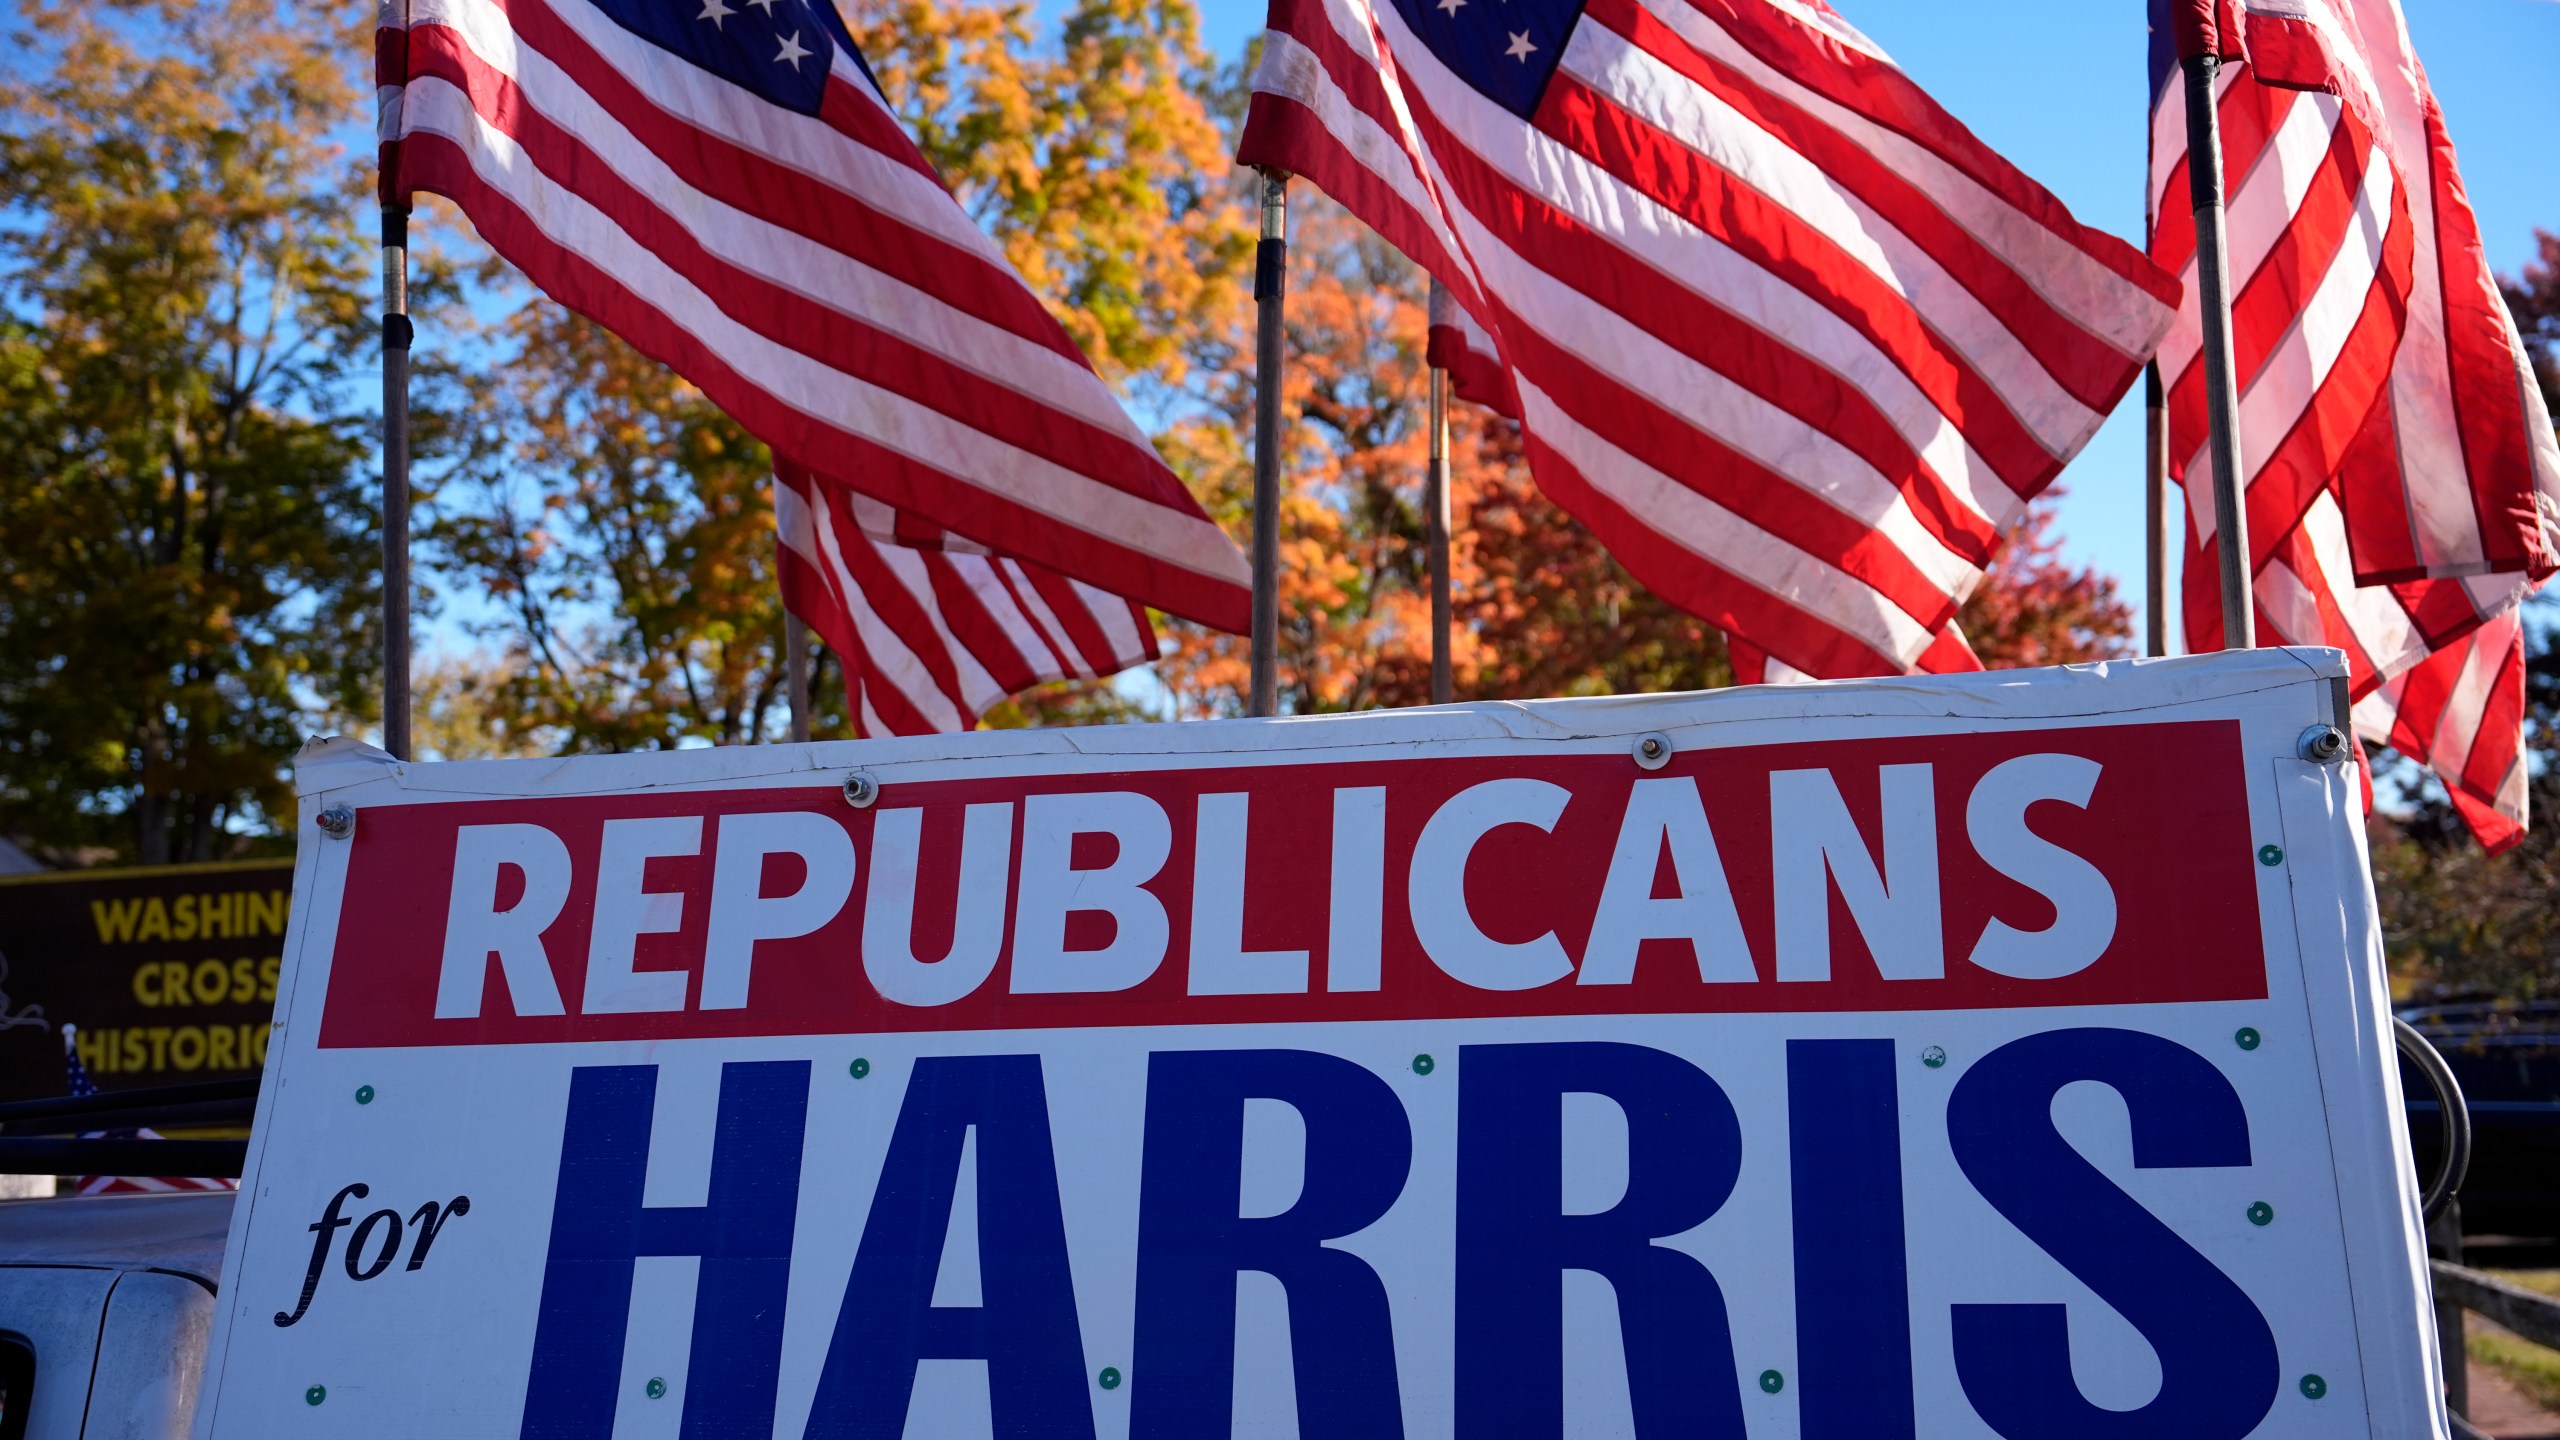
[0,0,382,863]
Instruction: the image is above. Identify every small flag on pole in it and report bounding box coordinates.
[59,1027,235,1198]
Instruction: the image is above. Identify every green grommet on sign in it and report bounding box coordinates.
[1758,1370,1784,1394]
[850,1058,871,1080]
[2300,1374,2327,1400]
[1411,1054,1435,1076]
[305,1385,326,1406]
[355,1085,375,1105]
[1920,1046,1947,1069]
[2248,1201,2275,1226]
[2258,844,2285,867]
[646,1377,667,1400]
[1098,1367,1122,1391]
[2235,1027,2262,1051]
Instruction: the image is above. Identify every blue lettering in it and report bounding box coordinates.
[1947,1028,2277,1438]
[1131,1048,1413,1436]
[804,1054,1092,1440]
[1455,1041,1746,1439]
[520,1061,810,1439]
[1789,1038,1914,1439]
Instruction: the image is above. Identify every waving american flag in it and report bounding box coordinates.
[375,0,1251,725]
[1241,0,2180,680]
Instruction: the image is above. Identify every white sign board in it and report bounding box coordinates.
[196,649,2447,1438]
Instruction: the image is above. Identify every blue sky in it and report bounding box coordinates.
[1194,0,2560,644]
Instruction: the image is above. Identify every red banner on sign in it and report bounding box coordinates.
[316,721,2265,1048]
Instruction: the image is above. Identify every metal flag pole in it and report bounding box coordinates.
[2144,361,2170,658]
[381,202,415,762]
[1426,285,1454,705]
[783,610,812,744]
[1250,169,1290,718]
[2180,53,2254,649]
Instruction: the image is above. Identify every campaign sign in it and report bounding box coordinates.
[194,649,2447,1438]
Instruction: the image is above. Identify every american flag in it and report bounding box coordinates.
[374,0,1252,719]
[1240,0,2181,680]
[774,464,1161,735]
[59,1027,234,1198]
[2149,0,2559,848]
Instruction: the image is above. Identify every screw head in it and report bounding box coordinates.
[1098,1367,1122,1391]
[1920,1045,1947,1069]
[2257,844,2286,867]
[1758,1370,1785,1394]
[305,1385,326,1406]
[316,805,356,840]
[355,1084,375,1105]
[2297,724,2350,764]
[2248,1201,2275,1226]
[2299,1374,2327,1400]
[1412,1054,1436,1076]
[1633,733,1673,771]
[849,1058,871,1079]
[646,1376,667,1400]
[842,772,880,809]
[2235,1027,2262,1051]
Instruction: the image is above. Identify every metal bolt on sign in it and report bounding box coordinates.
[355,1085,375,1106]
[2299,1375,2327,1400]
[646,1377,667,1400]
[849,1058,871,1079]
[316,805,356,840]
[1633,733,1673,771]
[1758,1370,1784,1394]
[842,773,880,809]
[2235,1027,2262,1051]
[2296,724,2351,764]
[1412,1054,1436,1076]
[1097,1368,1122,1391]
[2257,844,2286,867]
[2248,1201,2275,1227]
[305,1386,326,1406]
[1920,1046,1947,1069]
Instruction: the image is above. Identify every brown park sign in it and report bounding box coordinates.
[0,858,288,1100]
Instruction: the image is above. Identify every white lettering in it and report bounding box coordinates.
[1409,778,1573,991]
[582,816,702,1014]
[1965,754,2116,979]
[1580,777,1755,985]
[700,810,856,1010]
[434,824,572,1019]
[1011,791,1172,994]
[1327,787,1387,992]
[1189,792,1309,995]
[864,804,1013,1007]
[1771,765,1943,981]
